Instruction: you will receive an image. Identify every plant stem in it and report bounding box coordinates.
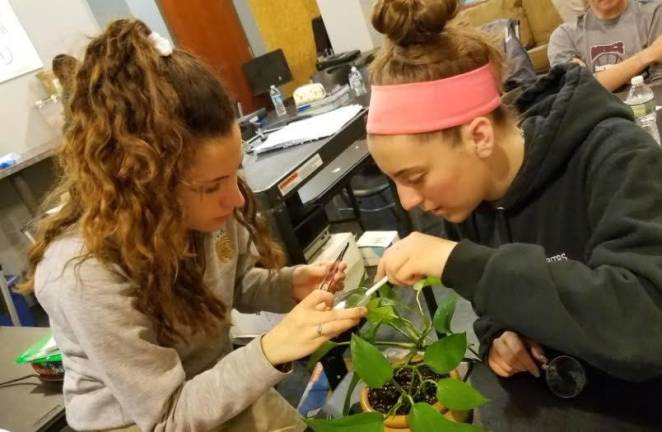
[374,341,417,349]
[395,317,424,342]
[343,373,360,415]
[463,361,476,383]
[407,365,418,396]
[331,340,417,349]
[385,393,405,419]
[391,379,410,399]
[388,321,420,342]
[405,393,416,407]
[415,289,425,318]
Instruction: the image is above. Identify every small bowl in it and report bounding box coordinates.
[31,361,65,382]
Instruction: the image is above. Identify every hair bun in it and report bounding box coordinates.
[372,0,458,46]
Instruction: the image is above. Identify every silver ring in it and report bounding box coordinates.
[316,323,324,337]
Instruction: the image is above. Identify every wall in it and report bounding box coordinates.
[233,0,266,57]
[316,0,383,53]
[125,0,173,41]
[0,0,98,275]
[86,0,172,42]
[247,0,320,96]
[0,0,99,156]
[85,0,131,27]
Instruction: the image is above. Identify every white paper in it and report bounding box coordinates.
[0,0,43,83]
[230,310,285,340]
[254,104,363,153]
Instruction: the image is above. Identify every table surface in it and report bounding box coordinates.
[0,139,59,182]
[0,326,65,432]
[471,362,662,431]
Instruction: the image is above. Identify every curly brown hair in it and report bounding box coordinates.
[20,19,283,344]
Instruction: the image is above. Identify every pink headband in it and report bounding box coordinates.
[366,64,501,135]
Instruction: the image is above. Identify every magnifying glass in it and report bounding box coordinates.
[541,355,587,399]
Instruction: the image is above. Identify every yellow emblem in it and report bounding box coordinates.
[215,230,234,263]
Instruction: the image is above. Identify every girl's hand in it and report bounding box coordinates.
[488,331,547,378]
[261,290,367,365]
[292,261,347,301]
[376,232,457,286]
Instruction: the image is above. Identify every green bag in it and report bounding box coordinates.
[16,334,62,364]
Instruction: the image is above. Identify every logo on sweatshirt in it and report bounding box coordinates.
[590,41,624,72]
[546,252,568,263]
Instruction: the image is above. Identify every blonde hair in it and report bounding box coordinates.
[21,19,283,345]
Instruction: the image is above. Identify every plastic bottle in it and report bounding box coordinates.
[269,85,287,117]
[348,66,367,96]
[625,75,661,145]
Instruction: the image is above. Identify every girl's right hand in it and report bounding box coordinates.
[488,331,547,378]
[260,290,367,366]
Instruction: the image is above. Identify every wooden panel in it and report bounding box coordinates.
[159,0,264,112]
[247,0,320,96]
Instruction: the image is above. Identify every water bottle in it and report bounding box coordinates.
[625,75,661,145]
[269,85,287,117]
[348,66,367,96]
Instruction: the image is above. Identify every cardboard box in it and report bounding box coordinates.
[357,231,399,267]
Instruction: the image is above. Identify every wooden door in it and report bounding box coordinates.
[159,0,264,113]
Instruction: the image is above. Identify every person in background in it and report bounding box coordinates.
[552,0,588,22]
[51,54,78,126]
[548,0,662,91]
[367,0,662,384]
[20,19,366,432]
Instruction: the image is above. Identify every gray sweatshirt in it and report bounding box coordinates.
[548,0,662,82]
[35,219,301,431]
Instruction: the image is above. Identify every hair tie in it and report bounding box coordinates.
[148,32,173,57]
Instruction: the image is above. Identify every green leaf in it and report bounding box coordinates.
[345,292,367,308]
[351,334,393,388]
[424,333,467,374]
[378,283,397,300]
[377,296,398,307]
[436,378,490,411]
[408,402,482,432]
[306,412,384,432]
[366,298,397,325]
[359,321,381,342]
[307,341,338,370]
[412,276,442,292]
[432,294,458,334]
[366,297,381,310]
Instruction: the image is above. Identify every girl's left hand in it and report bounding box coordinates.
[292,261,347,302]
[376,232,458,286]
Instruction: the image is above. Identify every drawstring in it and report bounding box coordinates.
[495,206,513,244]
[470,213,481,244]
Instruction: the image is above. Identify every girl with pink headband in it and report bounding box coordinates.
[369,0,662,385]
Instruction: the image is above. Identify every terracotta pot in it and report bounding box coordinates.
[359,369,471,432]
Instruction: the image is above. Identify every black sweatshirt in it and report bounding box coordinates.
[442,64,662,382]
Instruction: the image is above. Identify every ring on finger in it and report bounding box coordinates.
[317,323,324,337]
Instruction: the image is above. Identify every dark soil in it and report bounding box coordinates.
[367,365,446,415]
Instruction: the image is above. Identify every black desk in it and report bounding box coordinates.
[242,100,369,264]
[471,363,662,431]
[0,326,66,432]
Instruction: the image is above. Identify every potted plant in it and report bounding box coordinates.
[306,277,489,432]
